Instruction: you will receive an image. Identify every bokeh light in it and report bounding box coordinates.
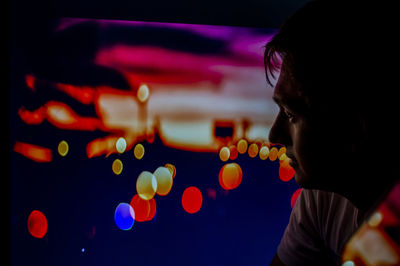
[248,143,259,158]
[269,147,278,161]
[280,157,290,167]
[229,145,238,160]
[219,146,230,162]
[153,166,173,196]
[290,188,302,208]
[219,163,243,190]
[14,141,52,163]
[116,137,127,154]
[259,145,269,160]
[368,211,383,227]
[112,159,123,175]
[137,84,150,103]
[27,210,48,239]
[165,163,176,178]
[147,198,157,221]
[342,261,355,266]
[182,186,203,214]
[134,143,145,159]
[237,139,248,154]
[130,194,150,222]
[57,140,69,157]
[277,147,286,160]
[137,171,157,200]
[130,194,157,222]
[279,161,295,182]
[114,203,135,230]
[279,153,288,161]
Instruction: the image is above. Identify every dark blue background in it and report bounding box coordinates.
[9,16,299,266]
[10,127,299,265]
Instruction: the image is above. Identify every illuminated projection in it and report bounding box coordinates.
[10,18,300,266]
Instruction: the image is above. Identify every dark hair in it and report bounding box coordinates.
[264,0,394,109]
[264,1,354,88]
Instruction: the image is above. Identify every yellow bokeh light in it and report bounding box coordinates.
[112,159,123,175]
[115,137,127,154]
[219,146,230,162]
[259,146,269,160]
[137,84,150,103]
[58,140,69,157]
[279,153,288,161]
[134,143,145,159]
[237,139,248,154]
[165,163,176,178]
[269,147,278,161]
[153,167,173,196]
[277,147,287,159]
[137,171,157,200]
[280,157,291,167]
[368,211,383,227]
[248,143,259,158]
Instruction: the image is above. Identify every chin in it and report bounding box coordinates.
[294,173,309,188]
[294,171,319,190]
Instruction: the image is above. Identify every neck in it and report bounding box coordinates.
[337,172,396,214]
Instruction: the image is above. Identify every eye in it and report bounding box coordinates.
[283,108,295,122]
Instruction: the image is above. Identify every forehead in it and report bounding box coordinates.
[273,66,305,107]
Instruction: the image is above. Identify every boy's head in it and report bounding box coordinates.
[265,0,397,201]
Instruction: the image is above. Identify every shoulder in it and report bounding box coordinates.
[277,189,363,265]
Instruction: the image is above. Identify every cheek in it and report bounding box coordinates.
[292,123,311,170]
[292,121,322,182]
[293,135,311,177]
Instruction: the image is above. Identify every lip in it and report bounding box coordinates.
[289,158,297,168]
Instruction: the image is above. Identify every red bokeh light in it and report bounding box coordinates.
[229,145,238,160]
[14,141,52,163]
[182,186,203,214]
[130,194,157,222]
[27,210,48,238]
[279,163,295,182]
[290,188,302,208]
[25,74,36,90]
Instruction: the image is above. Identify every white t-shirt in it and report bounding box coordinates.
[277,189,367,265]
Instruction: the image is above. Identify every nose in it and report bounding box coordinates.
[268,112,290,146]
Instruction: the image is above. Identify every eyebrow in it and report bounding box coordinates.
[273,94,308,113]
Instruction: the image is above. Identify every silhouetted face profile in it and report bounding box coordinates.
[268,62,362,192]
[269,64,309,187]
[266,0,397,211]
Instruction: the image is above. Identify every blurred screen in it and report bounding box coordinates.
[9,18,300,265]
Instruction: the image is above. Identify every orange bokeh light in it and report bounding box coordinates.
[248,143,259,158]
[45,101,102,131]
[269,147,278,161]
[237,139,248,154]
[218,163,243,190]
[56,83,96,105]
[182,186,203,214]
[14,141,52,163]
[18,107,45,125]
[165,163,176,178]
